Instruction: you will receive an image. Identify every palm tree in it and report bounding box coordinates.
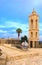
[16,28,22,39]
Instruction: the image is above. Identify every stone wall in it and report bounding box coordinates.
[0,53,6,65]
[0,38,20,46]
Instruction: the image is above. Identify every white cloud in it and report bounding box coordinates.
[39,35,42,41]
[4,21,28,32]
[3,33,18,38]
[11,29,16,32]
[39,29,42,31]
[0,25,5,28]
[0,21,28,38]
[2,30,28,38]
[39,23,42,31]
[0,30,7,33]
[20,31,28,37]
[0,20,42,38]
[4,21,42,34]
[39,23,42,27]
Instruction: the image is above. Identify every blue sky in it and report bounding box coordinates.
[0,0,42,41]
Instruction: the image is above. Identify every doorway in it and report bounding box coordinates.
[35,41,36,48]
[30,41,32,48]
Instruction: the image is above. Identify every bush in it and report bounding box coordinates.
[21,35,28,43]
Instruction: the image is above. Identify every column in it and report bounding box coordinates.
[33,41,35,48]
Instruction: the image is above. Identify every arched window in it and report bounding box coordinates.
[31,19,33,28]
[31,32,33,38]
[36,32,37,38]
[35,19,37,28]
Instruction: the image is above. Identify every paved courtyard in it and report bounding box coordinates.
[0,44,42,65]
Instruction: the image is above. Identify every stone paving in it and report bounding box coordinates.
[0,44,42,65]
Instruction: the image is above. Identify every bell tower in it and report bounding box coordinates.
[29,9,39,48]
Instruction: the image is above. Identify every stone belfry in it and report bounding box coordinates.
[29,9,39,48]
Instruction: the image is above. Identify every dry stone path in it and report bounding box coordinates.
[0,44,42,65]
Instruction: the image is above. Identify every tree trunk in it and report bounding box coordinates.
[18,33,20,39]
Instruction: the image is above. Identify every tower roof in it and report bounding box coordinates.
[32,9,36,15]
[29,9,39,17]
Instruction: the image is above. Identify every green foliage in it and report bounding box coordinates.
[21,37,24,42]
[16,28,22,39]
[21,35,28,43]
[16,28,22,33]
[24,35,28,42]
